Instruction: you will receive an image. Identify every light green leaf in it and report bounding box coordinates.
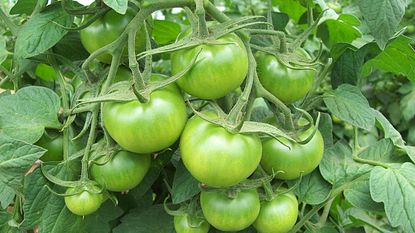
[317,14,362,48]
[344,176,383,212]
[0,86,61,143]
[358,0,406,49]
[273,0,306,22]
[153,20,182,45]
[103,0,128,14]
[0,135,45,204]
[362,36,415,81]
[323,84,375,131]
[370,163,415,233]
[14,4,73,58]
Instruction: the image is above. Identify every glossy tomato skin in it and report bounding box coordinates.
[102,74,187,153]
[253,191,299,233]
[200,189,260,231]
[256,51,315,104]
[171,33,248,99]
[36,132,63,162]
[64,186,104,216]
[80,9,147,64]
[174,215,210,233]
[180,112,262,188]
[261,127,324,180]
[90,151,151,192]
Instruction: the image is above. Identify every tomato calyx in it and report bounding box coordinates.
[164,196,208,228]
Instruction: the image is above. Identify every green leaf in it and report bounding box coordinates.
[319,142,372,187]
[270,12,289,31]
[362,36,415,82]
[14,4,73,59]
[290,170,331,205]
[0,209,19,233]
[374,110,415,162]
[400,84,415,121]
[323,84,375,131]
[318,112,333,149]
[0,135,45,206]
[317,14,362,48]
[83,201,124,233]
[358,0,406,49]
[370,163,415,233]
[347,208,395,233]
[250,98,273,122]
[53,32,89,61]
[103,0,128,14]
[9,0,38,15]
[35,64,56,82]
[344,176,383,212]
[0,185,15,209]
[113,205,174,233]
[0,86,61,143]
[272,0,306,23]
[171,160,200,204]
[359,138,409,164]
[153,20,182,45]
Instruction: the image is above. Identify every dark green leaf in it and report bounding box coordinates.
[103,0,128,14]
[0,86,61,143]
[171,159,200,204]
[347,208,395,233]
[9,0,38,15]
[53,32,89,61]
[358,0,406,49]
[113,205,174,233]
[362,36,415,82]
[0,135,45,206]
[323,84,375,131]
[153,20,182,45]
[370,163,415,233]
[270,12,289,31]
[291,170,331,205]
[317,14,362,48]
[14,4,73,59]
[318,112,333,148]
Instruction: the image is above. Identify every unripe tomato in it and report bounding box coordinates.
[102,74,187,153]
[36,132,63,162]
[64,185,104,216]
[200,189,260,231]
[256,51,315,104]
[180,112,262,188]
[90,151,151,192]
[80,9,147,64]
[171,33,248,99]
[261,126,324,180]
[174,214,210,233]
[253,190,299,233]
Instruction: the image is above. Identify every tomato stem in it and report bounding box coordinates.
[195,0,209,39]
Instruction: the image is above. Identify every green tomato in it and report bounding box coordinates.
[256,51,315,104]
[180,112,262,188]
[80,8,147,64]
[174,214,210,233]
[200,189,260,232]
[171,33,248,99]
[102,74,187,153]
[253,191,299,233]
[261,126,324,180]
[90,151,151,192]
[64,186,104,216]
[36,132,63,162]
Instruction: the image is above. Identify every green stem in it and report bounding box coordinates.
[317,198,333,226]
[258,166,274,201]
[195,0,209,38]
[80,111,97,180]
[0,7,18,36]
[49,55,70,161]
[352,154,390,169]
[64,105,94,116]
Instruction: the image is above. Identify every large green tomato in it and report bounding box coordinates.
[171,33,248,99]
[64,186,104,216]
[200,189,260,231]
[90,151,151,192]
[256,51,315,104]
[261,126,324,180]
[174,214,210,233]
[102,74,187,153]
[180,113,262,188]
[253,190,299,233]
[36,131,63,162]
[80,9,147,64]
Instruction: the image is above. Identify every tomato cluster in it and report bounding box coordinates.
[36,7,326,232]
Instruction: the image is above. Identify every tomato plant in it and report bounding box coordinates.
[90,150,151,192]
[102,74,187,153]
[171,33,248,99]
[200,189,260,231]
[64,185,104,216]
[1,0,415,232]
[253,190,299,233]
[80,8,147,64]
[256,51,315,104]
[180,112,262,188]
